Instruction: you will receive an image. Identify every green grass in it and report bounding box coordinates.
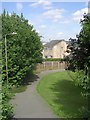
[37,71,88,118]
[11,85,27,94]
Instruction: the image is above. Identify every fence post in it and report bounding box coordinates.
[52,61,53,69]
[43,62,45,69]
[58,62,59,69]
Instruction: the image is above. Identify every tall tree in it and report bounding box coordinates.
[67,13,90,117]
[67,12,90,81]
[2,10,43,85]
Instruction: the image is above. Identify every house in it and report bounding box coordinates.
[42,40,69,59]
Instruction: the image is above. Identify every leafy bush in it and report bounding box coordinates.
[1,85,14,120]
[73,70,90,97]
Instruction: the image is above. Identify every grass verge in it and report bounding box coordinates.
[37,71,88,118]
[11,85,27,94]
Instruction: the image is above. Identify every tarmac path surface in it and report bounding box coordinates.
[11,69,65,118]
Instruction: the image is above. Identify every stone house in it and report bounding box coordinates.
[43,40,69,59]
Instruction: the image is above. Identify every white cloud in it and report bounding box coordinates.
[16,3,23,11]
[72,8,88,21]
[30,0,52,9]
[57,32,64,35]
[43,9,64,22]
[40,25,47,28]
[38,0,51,6]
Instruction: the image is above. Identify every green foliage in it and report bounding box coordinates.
[1,10,43,120]
[67,13,90,71]
[66,13,90,115]
[74,70,90,97]
[1,10,43,85]
[1,85,14,120]
[67,13,90,92]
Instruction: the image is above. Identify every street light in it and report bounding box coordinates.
[5,32,17,85]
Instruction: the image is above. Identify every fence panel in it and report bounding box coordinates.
[36,61,66,73]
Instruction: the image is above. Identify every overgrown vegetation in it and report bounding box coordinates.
[1,10,43,119]
[66,12,90,117]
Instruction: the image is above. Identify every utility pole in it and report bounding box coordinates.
[5,35,8,85]
[4,32,17,85]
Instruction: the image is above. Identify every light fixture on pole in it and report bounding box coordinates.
[5,32,17,85]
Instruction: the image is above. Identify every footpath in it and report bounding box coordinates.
[11,69,64,118]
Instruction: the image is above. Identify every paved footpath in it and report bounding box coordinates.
[11,69,64,118]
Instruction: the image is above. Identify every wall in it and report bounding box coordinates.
[53,41,68,58]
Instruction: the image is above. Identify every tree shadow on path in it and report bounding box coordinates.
[22,72,39,85]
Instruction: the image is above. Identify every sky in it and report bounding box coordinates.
[2,0,89,42]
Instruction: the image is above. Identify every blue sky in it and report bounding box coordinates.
[2,1,89,42]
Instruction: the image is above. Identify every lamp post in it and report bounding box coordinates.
[5,32,17,85]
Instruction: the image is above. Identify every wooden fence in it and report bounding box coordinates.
[36,61,67,73]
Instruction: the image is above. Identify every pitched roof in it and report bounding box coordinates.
[44,40,65,48]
